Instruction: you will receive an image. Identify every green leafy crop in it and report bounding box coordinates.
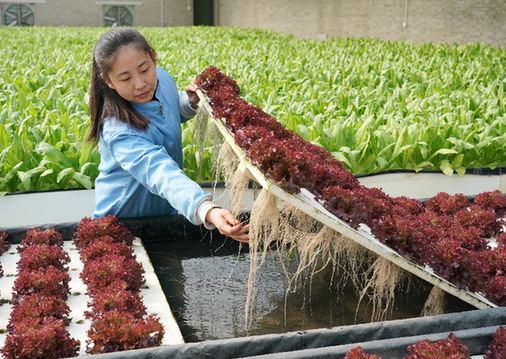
[0,26,505,194]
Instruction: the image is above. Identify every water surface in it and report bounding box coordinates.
[143,235,473,342]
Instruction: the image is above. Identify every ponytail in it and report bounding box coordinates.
[87,59,105,143]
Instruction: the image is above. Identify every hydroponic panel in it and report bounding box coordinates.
[196,89,499,310]
[0,238,184,356]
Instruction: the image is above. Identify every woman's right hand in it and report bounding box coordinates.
[206,207,250,243]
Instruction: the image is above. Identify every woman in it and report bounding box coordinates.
[87,27,248,243]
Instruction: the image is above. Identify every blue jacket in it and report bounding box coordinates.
[93,67,211,223]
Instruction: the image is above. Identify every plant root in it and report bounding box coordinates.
[245,189,282,329]
[192,111,210,182]
[422,286,446,316]
[357,257,406,322]
[214,142,252,216]
[204,109,410,330]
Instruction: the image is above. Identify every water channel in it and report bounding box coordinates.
[143,233,474,343]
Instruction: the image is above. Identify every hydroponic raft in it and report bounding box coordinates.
[194,66,506,310]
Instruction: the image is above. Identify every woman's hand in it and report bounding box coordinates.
[185,83,200,109]
[206,207,250,243]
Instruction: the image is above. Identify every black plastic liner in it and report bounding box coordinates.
[2,214,211,244]
[83,307,505,359]
[4,216,503,358]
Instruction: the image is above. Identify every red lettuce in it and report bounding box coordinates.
[404,332,470,358]
[17,228,63,252]
[73,215,134,250]
[195,66,506,305]
[484,326,506,359]
[1,317,80,359]
[86,311,164,354]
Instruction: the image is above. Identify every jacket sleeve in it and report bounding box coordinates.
[106,129,211,224]
[179,92,198,120]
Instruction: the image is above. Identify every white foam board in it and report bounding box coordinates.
[0,238,184,356]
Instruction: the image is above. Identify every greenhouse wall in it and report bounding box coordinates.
[0,0,193,27]
[217,0,506,47]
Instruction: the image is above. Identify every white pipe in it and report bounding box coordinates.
[403,0,409,28]
[160,0,164,26]
[215,0,219,26]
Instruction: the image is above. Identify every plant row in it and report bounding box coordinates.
[72,215,164,354]
[341,329,505,358]
[1,27,506,193]
[1,228,80,359]
[195,66,506,306]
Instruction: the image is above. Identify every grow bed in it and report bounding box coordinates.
[0,236,184,356]
[196,88,504,311]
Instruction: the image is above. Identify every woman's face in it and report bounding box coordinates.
[102,45,157,104]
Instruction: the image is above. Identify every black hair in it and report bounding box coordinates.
[87,27,155,143]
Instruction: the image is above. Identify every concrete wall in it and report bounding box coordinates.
[36,0,102,27]
[0,0,193,27]
[1,0,505,47]
[217,0,506,48]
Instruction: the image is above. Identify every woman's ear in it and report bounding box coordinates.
[150,50,157,65]
[100,73,115,90]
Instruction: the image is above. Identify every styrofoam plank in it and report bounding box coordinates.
[0,190,96,229]
[197,91,497,310]
[0,238,183,356]
[358,171,506,199]
[132,238,184,346]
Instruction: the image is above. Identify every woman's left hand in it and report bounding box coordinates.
[185,83,199,109]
